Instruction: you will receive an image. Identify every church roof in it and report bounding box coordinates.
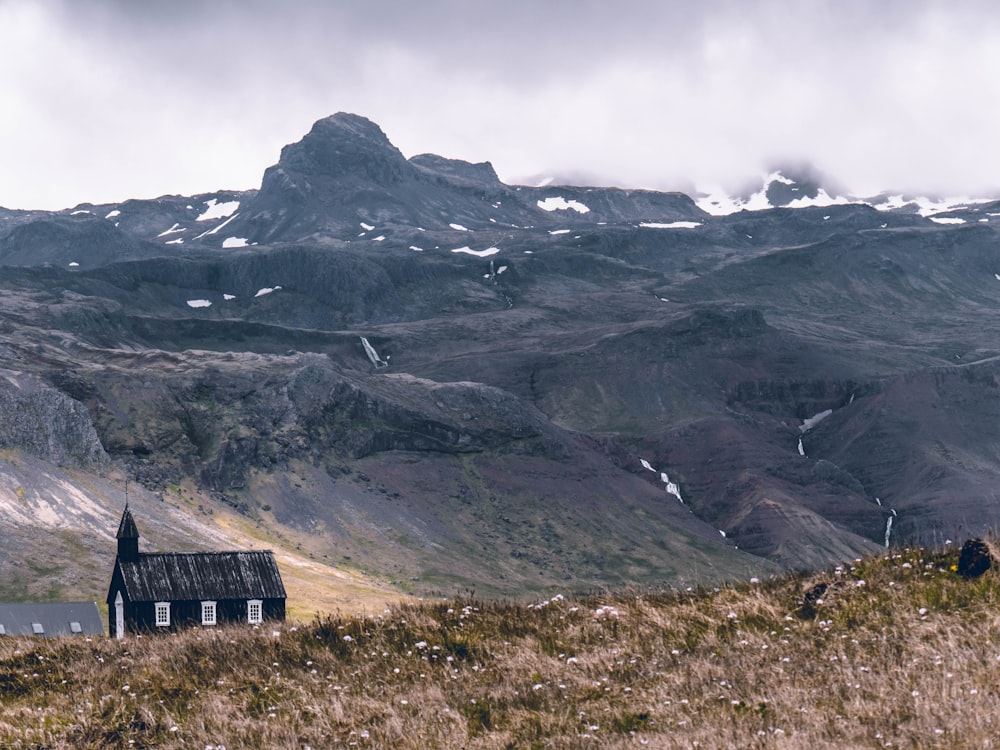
[115,551,286,603]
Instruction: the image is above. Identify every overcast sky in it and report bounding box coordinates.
[2,0,1000,209]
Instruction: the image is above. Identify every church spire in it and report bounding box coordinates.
[116,505,140,562]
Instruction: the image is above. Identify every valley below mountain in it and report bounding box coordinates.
[1,113,997,608]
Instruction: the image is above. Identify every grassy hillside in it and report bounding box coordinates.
[2,543,999,748]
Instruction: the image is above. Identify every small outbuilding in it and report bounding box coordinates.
[107,506,286,638]
[0,601,104,638]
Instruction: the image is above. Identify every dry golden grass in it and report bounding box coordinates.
[2,544,1000,748]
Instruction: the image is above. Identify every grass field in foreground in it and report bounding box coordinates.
[1,543,999,748]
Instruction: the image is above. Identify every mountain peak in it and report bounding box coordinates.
[272,112,413,186]
[311,112,393,142]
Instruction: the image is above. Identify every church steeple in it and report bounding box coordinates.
[116,505,140,563]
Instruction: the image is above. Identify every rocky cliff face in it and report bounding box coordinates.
[76,352,559,496]
[0,372,108,470]
[277,114,417,185]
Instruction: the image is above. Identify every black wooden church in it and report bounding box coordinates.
[107,506,286,638]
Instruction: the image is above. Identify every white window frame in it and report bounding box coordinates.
[155,601,170,627]
[201,600,217,626]
[247,599,263,625]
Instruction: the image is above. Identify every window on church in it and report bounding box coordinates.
[155,602,170,627]
[201,601,217,626]
[247,599,263,624]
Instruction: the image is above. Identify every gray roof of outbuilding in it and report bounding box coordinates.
[116,551,286,602]
[0,601,104,637]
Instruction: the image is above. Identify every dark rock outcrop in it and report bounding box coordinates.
[0,216,160,267]
[958,538,993,579]
[0,372,108,470]
[277,113,416,185]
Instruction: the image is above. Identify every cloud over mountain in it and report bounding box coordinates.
[3,1,1000,209]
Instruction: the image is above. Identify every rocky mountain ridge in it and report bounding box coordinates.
[0,112,997,603]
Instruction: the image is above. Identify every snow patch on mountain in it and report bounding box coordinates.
[640,221,702,229]
[222,237,248,247]
[451,246,500,257]
[800,409,833,433]
[158,223,185,238]
[914,196,991,216]
[694,189,744,216]
[193,213,239,240]
[197,199,240,222]
[785,189,848,209]
[698,175,998,219]
[360,337,388,368]
[640,458,684,503]
[186,299,211,308]
[871,195,909,211]
[660,472,684,503]
[871,194,993,217]
[537,196,590,214]
[696,173,784,214]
